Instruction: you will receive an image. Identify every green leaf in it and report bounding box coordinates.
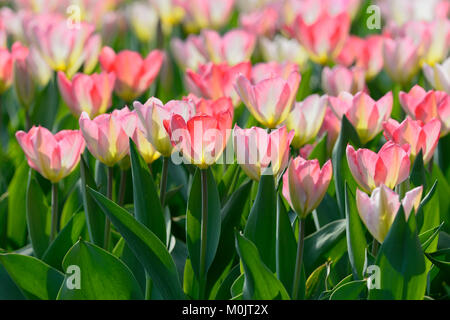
[329,280,367,300]
[410,150,427,189]
[235,232,290,300]
[87,187,184,299]
[26,171,51,258]
[345,183,367,279]
[230,273,245,298]
[308,133,328,166]
[57,239,143,300]
[130,139,166,243]
[214,264,241,300]
[305,262,330,300]
[0,253,64,300]
[0,264,25,300]
[183,258,199,299]
[244,174,277,271]
[7,161,28,248]
[186,168,221,279]
[60,182,82,228]
[425,249,450,276]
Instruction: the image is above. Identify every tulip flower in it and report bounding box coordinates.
[201,29,256,66]
[383,117,441,164]
[0,46,14,94]
[99,46,164,102]
[285,94,328,148]
[234,125,294,181]
[378,0,446,26]
[251,61,299,84]
[131,122,161,165]
[171,34,208,71]
[150,0,185,27]
[126,2,158,43]
[259,36,309,71]
[282,156,333,218]
[235,67,301,128]
[328,91,393,144]
[184,93,234,120]
[399,85,450,136]
[240,5,279,38]
[186,62,252,106]
[290,12,350,65]
[322,65,366,96]
[356,184,423,243]
[79,107,137,167]
[319,107,341,154]
[346,142,411,193]
[180,0,235,33]
[0,21,6,48]
[383,36,420,85]
[134,97,196,158]
[423,57,450,94]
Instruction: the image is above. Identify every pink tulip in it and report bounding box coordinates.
[58,71,116,118]
[322,65,366,96]
[399,85,450,136]
[259,36,310,71]
[251,61,299,84]
[383,117,441,164]
[131,120,161,165]
[201,29,256,66]
[346,142,411,193]
[240,5,280,38]
[423,57,450,94]
[235,67,301,128]
[16,127,85,183]
[234,125,294,181]
[383,36,420,85]
[99,46,164,102]
[319,107,341,153]
[328,91,393,144]
[171,34,208,71]
[0,46,14,94]
[186,62,252,106]
[0,20,6,48]
[79,107,137,167]
[184,93,234,120]
[134,98,196,158]
[356,184,423,243]
[179,0,235,33]
[282,156,333,218]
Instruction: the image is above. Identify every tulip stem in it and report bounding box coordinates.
[199,169,208,299]
[118,170,127,206]
[292,217,305,300]
[50,183,58,243]
[104,167,114,250]
[372,238,379,257]
[160,157,169,207]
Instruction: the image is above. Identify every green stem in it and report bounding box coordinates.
[50,183,58,242]
[292,218,305,300]
[145,275,152,300]
[199,169,209,299]
[104,167,114,250]
[118,170,127,206]
[160,157,169,207]
[372,238,379,257]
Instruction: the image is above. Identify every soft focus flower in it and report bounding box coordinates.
[186,62,252,106]
[126,2,158,43]
[383,117,441,164]
[79,107,137,167]
[16,126,85,183]
[150,0,185,28]
[0,20,6,48]
[134,98,196,158]
[234,125,294,181]
[12,42,35,108]
[179,0,235,33]
[171,34,208,71]
[259,36,309,71]
[131,118,161,165]
[346,142,411,193]
[0,46,14,94]
[356,184,423,243]
[383,36,420,85]
[251,61,299,83]
[240,5,280,38]
[235,66,301,128]
[329,91,393,144]
[423,57,450,94]
[322,65,366,96]
[282,156,333,218]
[168,107,233,169]
[285,94,328,148]
[399,85,450,136]
[58,71,116,118]
[202,29,256,66]
[319,107,341,153]
[99,46,164,102]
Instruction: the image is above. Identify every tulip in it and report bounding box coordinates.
[240,5,279,38]
[290,12,350,65]
[346,142,411,193]
[180,0,235,33]
[251,61,299,84]
[235,67,301,128]
[131,123,161,165]
[201,29,256,66]
[285,94,328,148]
[171,34,208,71]
[322,65,366,96]
[79,107,137,167]
[259,36,309,71]
[328,91,393,144]
[423,57,450,94]
[356,184,423,243]
[186,62,252,106]
[319,107,341,153]
[234,125,294,181]
[99,46,164,102]
[11,42,34,109]
[399,85,450,136]
[383,117,441,164]
[126,2,158,43]
[282,156,333,218]
[0,20,6,48]
[378,0,447,27]
[150,0,185,28]
[0,47,14,94]
[184,93,234,119]
[383,36,420,85]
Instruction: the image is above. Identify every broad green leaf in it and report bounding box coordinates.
[410,150,427,189]
[329,280,367,300]
[87,187,184,299]
[7,161,28,248]
[0,264,25,300]
[230,273,245,298]
[308,133,328,166]
[214,264,241,300]
[130,140,166,243]
[186,168,221,279]
[244,174,277,271]
[425,249,450,276]
[305,262,329,300]
[183,258,199,299]
[60,182,82,228]
[57,240,143,300]
[235,232,290,300]
[0,253,64,300]
[431,164,450,234]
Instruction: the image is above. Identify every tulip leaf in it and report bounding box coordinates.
[129,139,166,243]
[244,174,277,272]
[87,187,184,299]
[7,161,28,248]
[26,170,51,258]
[214,264,241,300]
[431,164,450,234]
[57,239,143,300]
[235,232,290,300]
[305,262,330,300]
[409,150,427,190]
[345,183,367,279]
[0,264,25,300]
[329,280,367,300]
[0,253,64,300]
[308,133,328,166]
[425,249,450,276]
[186,168,221,279]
